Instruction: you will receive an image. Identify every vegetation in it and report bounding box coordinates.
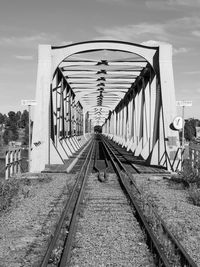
[0,179,21,212]
[0,113,5,124]
[188,184,200,206]
[0,110,29,145]
[3,111,19,144]
[179,118,200,142]
[181,159,200,183]
[0,177,52,213]
[175,159,200,207]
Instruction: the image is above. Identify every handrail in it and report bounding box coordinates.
[189,142,200,175]
[5,147,22,179]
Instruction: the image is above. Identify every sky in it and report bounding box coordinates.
[0,0,199,119]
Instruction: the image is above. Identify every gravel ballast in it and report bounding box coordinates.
[69,173,155,267]
[133,174,200,266]
[0,173,76,267]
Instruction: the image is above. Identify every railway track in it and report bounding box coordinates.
[40,139,95,266]
[103,136,169,174]
[102,134,198,267]
[40,134,198,267]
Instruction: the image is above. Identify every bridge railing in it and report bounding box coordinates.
[170,147,183,172]
[188,142,200,175]
[5,148,22,179]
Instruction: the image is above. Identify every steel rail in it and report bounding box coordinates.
[101,136,170,266]
[159,218,198,267]
[102,136,141,193]
[102,135,198,267]
[93,135,109,176]
[58,139,95,267]
[100,139,109,171]
[104,137,141,173]
[105,137,168,174]
[40,139,95,267]
[93,136,99,172]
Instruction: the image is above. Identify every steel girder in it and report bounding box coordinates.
[31,40,180,172]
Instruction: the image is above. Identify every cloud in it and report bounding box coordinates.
[192,30,200,37]
[0,34,46,47]
[95,23,167,42]
[95,16,200,46]
[146,0,200,9]
[0,25,24,32]
[184,70,200,75]
[14,55,34,60]
[0,32,65,49]
[0,66,23,75]
[96,0,131,4]
[173,47,189,55]
[168,0,200,6]
[57,41,73,46]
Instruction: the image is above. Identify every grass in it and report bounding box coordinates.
[181,159,200,184]
[188,184,200,206]
[0,178,21,212]
[170,158,200,206]
[180,159,200,206]
[137,186,183,266]
[0,176,52,213]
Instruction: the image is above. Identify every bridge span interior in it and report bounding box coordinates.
[31,40,180,173]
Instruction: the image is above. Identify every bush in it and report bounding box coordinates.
[181,159,200,184]
[188,185,200,206]
[0,179,20,212]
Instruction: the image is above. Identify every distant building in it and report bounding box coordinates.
[0,123,5,146]
[8,141,22,147]
[196,127,200,139]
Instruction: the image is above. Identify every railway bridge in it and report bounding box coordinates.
[31,40,180,173]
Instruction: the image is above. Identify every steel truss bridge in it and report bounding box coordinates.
[31,40,180,172]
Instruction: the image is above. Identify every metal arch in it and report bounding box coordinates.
[31,40,179,173]
[49,40,159,127]
[51,40,158,77]
[56,53,151,126]
[51,39,158,51]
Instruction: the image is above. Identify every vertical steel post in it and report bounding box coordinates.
[83,112,85,136]
[181,105,185,170]
[28,105,31,172]
[10,150,13,177]
[14,150,17,174]
[5,150,9,179]
[17,149,20,174]
[182,106,185,148]
[48,92,51,165]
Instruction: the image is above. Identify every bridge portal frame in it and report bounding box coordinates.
[31,40,179,172]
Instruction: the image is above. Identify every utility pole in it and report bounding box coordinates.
[182,105,185,148]
[176,100,192,169]
[28,104,31,172]
[21,100,37,171]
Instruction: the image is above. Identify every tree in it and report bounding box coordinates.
[19,110,29,145]
[3,129,17,144]
[19,110,29,128]
[16,111,21,126]
[195,119,200,127]
[3,111,19,144]
[8,111,17,122]
[3,114,8,125]
[0,113,5,124]
[0,113,5,146]
[23,124,29,145]
[184,119,197,141]
[1,110,32,145]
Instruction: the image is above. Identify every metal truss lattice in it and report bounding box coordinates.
[59,50,147,126]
